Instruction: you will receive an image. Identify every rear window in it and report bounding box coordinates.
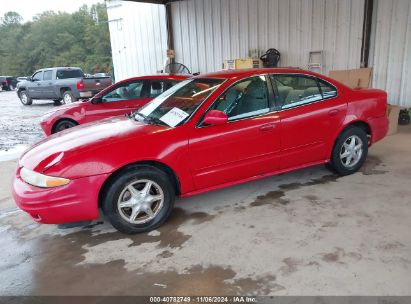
[56,69,84,79]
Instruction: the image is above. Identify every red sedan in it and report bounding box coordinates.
[39,74,189,135]
[12,68,388,234]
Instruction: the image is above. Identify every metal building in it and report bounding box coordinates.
[107,0,411,107]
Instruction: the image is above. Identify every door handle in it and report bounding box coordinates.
[328,109,339,116]
[260,123,276,132]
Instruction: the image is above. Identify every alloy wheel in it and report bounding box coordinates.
[340,135,363,168]
[117,179,164,224]
[21,92,28,104]
[63,93,73,104]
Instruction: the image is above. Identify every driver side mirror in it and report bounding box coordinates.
[203,110,228,126]
[91,96,102,104]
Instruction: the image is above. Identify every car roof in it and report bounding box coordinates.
[36,67,82,72]
[194,68,324,79]
[118,74,190,82]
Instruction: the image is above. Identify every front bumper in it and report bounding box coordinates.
[12,170,109,224]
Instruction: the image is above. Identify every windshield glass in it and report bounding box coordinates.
[135,78,224,127]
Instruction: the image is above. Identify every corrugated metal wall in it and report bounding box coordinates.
[369,0,411,107]
[170,0,365,75]
[107,0,168,81]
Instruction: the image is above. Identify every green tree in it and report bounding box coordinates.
[0,3,112,76]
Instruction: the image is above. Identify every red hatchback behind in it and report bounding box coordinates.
[40,74,189,135]
[13,68,388,234]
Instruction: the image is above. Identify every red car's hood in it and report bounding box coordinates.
[20,116,166,172]
[45,101,86,115]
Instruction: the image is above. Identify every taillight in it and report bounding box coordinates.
[5,80,8,86]
[76,79,84,90]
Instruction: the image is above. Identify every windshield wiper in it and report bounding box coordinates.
[133,113,167,126]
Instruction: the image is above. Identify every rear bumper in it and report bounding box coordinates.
[12,170,109,224]
[79,90,101,98]
[369,115,389,144]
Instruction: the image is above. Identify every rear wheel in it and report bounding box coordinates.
[19,90,32,105]
[52,119,77,133]
[102,165,175,234]
[61,90,76,104]
[327,126,368,176]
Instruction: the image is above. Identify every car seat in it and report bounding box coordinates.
[216,89,240,113]
[285,89,304,105]
[235,80,268,115]
[151,82,163,97]
[277,86,292,104]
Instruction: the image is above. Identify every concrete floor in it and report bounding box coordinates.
[0,90,410,295]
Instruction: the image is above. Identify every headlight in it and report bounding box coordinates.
[20,167,70,188]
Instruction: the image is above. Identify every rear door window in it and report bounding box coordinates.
[270,75,322,109]
[318,79,337,99]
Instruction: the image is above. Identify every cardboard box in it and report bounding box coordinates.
[387,104,401,136]
[223,58,263,70]
[329,68,372,88]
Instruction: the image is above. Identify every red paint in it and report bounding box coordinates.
[203,110,228,125]
[13,68,389,224]
[40,74,189,136]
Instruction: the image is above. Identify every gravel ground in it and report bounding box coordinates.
[0,90,54,152]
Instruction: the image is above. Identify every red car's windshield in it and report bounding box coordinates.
[136,78,224,127]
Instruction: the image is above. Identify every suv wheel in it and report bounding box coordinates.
[19,90,32,105]
[102,165,175,234]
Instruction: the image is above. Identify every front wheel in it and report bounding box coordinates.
[52,119,77,134]
[19,90,32,105]
[327,126,368,176]
[102,166,175,234]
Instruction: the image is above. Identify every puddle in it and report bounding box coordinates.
[250,191,289,207]
[360,155,387,175]
[249,175,339,208]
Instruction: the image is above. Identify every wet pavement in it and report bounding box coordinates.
[0,91,410,296]
[0,90,54,153]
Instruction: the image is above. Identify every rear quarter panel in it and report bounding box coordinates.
[341,88,388,144]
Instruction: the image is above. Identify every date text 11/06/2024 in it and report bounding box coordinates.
[149,296,257,303]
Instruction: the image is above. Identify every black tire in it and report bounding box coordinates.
[19,90,32,105]
[102,165,175,234]
[53,99,62,106]
[61,90,76,104]
[327,126,368,176]
[52,119,78,133]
